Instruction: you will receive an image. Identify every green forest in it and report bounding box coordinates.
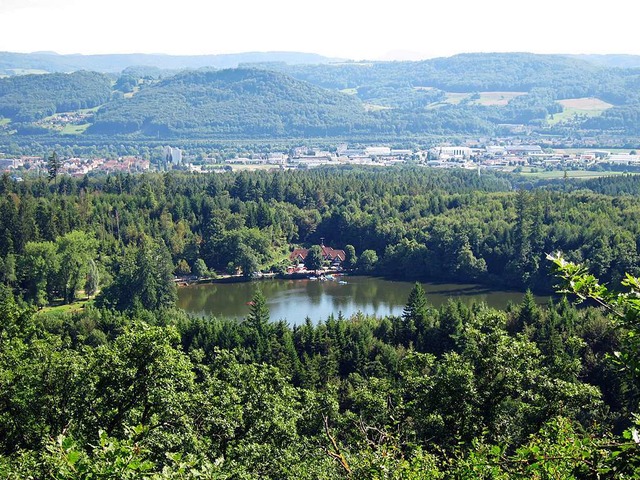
[3,52,640,141]
[1,167,640,477]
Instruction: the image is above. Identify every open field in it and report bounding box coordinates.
[79,106,101,114]
[442,92,470,105]
[426,92,469,109]
[471,91,526,106]
[0,118,10,126]
[124,86,141,98]
[340,88,358,95]
[548,97,613,125]
[62,123,91,134]
[427,91,526,108]
[36,298,93,316]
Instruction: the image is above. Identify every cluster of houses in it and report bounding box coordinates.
[0,155,150,177]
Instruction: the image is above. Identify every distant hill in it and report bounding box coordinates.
[0,51,343,75]
[270,53,604,93]
[2,52,640,140]
[88,69,372,137]
[0,71,111,122]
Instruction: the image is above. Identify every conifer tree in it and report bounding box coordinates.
[246,288,271,362]
[402,282,429,344]
[47,151,61,186]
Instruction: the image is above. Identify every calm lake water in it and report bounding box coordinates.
[177,276,552,325]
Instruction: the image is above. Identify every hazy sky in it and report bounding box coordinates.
[1,0,638,60]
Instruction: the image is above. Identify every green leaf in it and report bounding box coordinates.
[66,450,82,465]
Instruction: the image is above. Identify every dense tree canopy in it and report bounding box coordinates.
[0,71,111,122]
[0,167,639,477]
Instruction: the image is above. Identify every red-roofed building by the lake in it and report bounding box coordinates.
[289,242,346,266]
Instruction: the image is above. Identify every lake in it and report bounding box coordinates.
[177,276,552,325]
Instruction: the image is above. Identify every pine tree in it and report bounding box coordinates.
[402,282,430,345]
[248,288,270,334]
[246,288,271,362]
[439,299,464,353]
[47,151,61,186]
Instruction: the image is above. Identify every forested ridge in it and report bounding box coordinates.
[88,69,370,137]
[3,53,640,139]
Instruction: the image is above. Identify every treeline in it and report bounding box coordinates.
[266,53,607,94]
[1,168,640,312]
[0,277,638,477]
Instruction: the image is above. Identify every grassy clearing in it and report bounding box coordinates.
[0,118,10,126]
[426,91,526,109]
[442,92,470,105]
[471,91,526,106]
[78,106,101,114]
[426,92,470,109]
[340,88,358,95]
[548,97,613,125]
[62,123,91,135]
[36,298,93,316]
[123,87,141,99]
[559,98,613,109]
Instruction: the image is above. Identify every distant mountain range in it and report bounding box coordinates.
[1,52,640,141]
[3,50,640,76]
[0,51,342,75]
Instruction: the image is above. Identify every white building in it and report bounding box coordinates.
[267,153,287,164]
[163,146,182,165]
[505,145,543,155]
[606,154,640,164]
[485,146,506,156]
[365,146,392,156]
[436,146,473,159]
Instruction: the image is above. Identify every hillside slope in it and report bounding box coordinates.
[0,71,112,122]
[89,69,372,136]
